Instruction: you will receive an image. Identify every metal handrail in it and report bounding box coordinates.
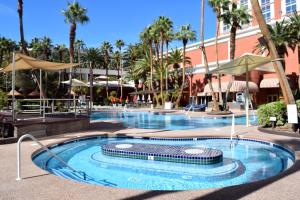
[16,134,86,181]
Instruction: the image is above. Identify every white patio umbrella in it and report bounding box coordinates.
[62,78,89,87]
[148,94,151,102]
[142,94,145,102]
[137,95,140,101]
[209,53,275,127]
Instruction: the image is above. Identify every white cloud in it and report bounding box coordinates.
[0,4,16,17]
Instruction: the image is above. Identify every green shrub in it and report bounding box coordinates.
[257,101,287,127]
[296,99,300,111]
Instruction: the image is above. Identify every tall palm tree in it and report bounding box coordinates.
[222,0,251,105]
[62,2,89,63]
[100,41,113,98]
[175,24,196,107]
[62,1,89,99]
[201,0,219,111]
[165,29,174,97]
[115,39,125,78]
[17,0,28,55]
[208,0,230,104]
[40,36,52,97]
[250,0,295,104]
[155,16,173,104]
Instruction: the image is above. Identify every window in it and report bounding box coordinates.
[261,0,271,21]
[240,0,249,9]
[223,24,231,33]
[286,0,297,14]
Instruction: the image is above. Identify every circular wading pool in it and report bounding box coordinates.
[32,136,295,190]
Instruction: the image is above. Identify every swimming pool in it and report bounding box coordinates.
[91,111,257,130]
[33,136,294,190]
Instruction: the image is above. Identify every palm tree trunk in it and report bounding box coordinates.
[18,0,28,55]
[175,44,186,108]
[89,62,93,104]
[165,41,169,100]
[106,66,109,99]
[215,16,222,105]
[68,23,76,103]
[150,42,159,104]
[160,32,164,105]
[250,0,295,104]
[200,0,218,111]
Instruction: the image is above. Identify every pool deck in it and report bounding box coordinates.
[0,110,300,200]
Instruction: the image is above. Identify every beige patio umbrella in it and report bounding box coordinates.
[208,53,276,126]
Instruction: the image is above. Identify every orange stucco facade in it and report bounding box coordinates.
[183,0,299,106]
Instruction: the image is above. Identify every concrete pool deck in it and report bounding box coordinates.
[0,118,300,200]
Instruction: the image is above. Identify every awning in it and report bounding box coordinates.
[203,81,259,93]
[260,78,280,88]
[197,92,212,96]
[1,53,80,72]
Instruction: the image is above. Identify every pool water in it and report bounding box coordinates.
[33,137,294,190]
[91,111,257,130]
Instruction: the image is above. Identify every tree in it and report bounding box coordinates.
[17,0,28,55]
[100,41,113,98]
[201,0,219,111]
[250,0,294,105]
[165,29,174,98]
[81,48,102,102]
[140,26,160,104]
[62,1,89,100]
[221,0,251,106]
[115,39,125,78]
[62,1,89,63]
[175,24,196,108]
[208,0,230,104]
[155,16,173,104]
[74,39,85,80]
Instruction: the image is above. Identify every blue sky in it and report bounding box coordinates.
[0,0,216,49]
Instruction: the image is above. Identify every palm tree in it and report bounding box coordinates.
[62,1,89,100]
[287,12,300,89]
[40,36,52,96]
[100,41,113,98]
[17,0,28,55]
[222,0,251,106]
[74,39,85,80]
[155,16,173,104]
[165,29,174,98]
[62,1,89,63]
[250,0,295,104]
[175,24,196,108]
[115,39,125,78]
[208,0,230,104]
[201,0,219,111]
[255,21,289,68]
[81,48,102,102]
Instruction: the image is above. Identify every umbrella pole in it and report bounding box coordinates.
[12,51,16,122]
[40,69,42,115]
[245,60,250,127]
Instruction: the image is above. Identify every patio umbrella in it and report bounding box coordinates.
[148,94,151,102]
[62,78,89,87]
[137,95,140,102]
[7,90,22,97]
[142,94,145,102]
[208,53,275,127]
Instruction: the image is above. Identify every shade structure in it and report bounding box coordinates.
[28,89,40,97]
[204,81,259,93]
[93,81,135,88]
[208,53,275,75]
[260,78,280,88]
[62,78,89,87]
[7,90,22,96]
[1,53,80,72]
[208,53,275,127]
